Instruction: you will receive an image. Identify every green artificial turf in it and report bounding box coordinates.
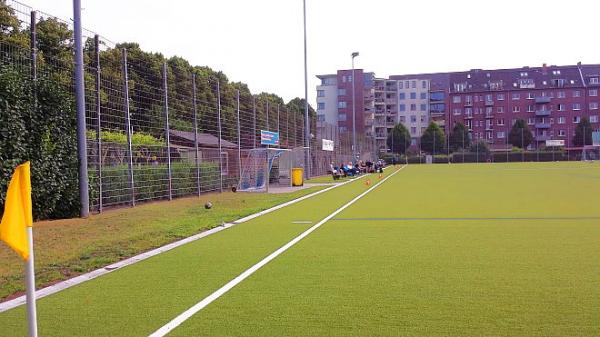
[1,163,599,337]
[0,170,388,336]
[169,162,600,337]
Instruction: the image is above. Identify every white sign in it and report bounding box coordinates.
[322,139,334,152]
[545,140,564,147]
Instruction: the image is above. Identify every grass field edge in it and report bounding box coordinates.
[0,170,374,313]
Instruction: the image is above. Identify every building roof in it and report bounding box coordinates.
[169,130,237,149]
[448,64,600,93]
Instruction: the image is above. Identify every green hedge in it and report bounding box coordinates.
[89,161,234,208]
[0,66,79,219]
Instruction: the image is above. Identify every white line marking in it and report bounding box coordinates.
[148,166,405,337]
[0,172,368,313]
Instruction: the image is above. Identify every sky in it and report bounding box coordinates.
[20,0,600,106]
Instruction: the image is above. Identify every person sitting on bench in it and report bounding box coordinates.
[330,163,341,180]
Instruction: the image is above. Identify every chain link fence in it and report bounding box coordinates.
[0,0,376,216]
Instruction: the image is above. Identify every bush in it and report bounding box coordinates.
[0,66,79,219]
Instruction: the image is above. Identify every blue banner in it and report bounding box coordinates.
[260,130,279,146]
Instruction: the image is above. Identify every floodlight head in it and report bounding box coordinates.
[351,52,359,58]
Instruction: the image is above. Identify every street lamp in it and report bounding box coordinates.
[351,51,359,163]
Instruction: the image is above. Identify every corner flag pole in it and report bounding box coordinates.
[25,227,38,337]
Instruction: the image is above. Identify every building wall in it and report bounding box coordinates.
[316,76,338,126]
[397,79,430,144]
[336,69,366,134]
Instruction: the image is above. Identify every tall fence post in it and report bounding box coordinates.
[266,100,270,130]
[216,80,224,192]
[253,97,257,148]
[236,90,242,181]
[121,49,135,206]
[286,106,289,148]
[191,74,201,196]
[73,0,89,217]
[277,103,280,136]
[94,34,102,212]
[294,108,298,147]
[162,62,173,200]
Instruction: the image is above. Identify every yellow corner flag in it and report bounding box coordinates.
[0,161,33,260]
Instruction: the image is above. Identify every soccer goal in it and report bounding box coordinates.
[581,145,600,161]
[237,148,293,192]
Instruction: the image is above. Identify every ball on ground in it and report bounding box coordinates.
[204,202,212,209]
[231,186,237,193]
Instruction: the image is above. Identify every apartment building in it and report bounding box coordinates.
[448,64,600,149]
[317,63,600,153]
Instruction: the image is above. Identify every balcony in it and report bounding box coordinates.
[485,113,494,119]
[375,134,387,139]
[374,86,385,91]
[535,109,551,117]
[535,96,551,104]
[535,135,550,141]
[464,101,473,107]
[485,100,494,106]
[385,99,397,104]
[535,123,551,129]
[464,113,473,119]
[485,126,494,131]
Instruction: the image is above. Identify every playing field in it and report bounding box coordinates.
[0,162,599,336]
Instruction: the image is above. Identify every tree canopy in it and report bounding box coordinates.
[386,123,411,155]
[508,119,533,149]
[448,122,470,152]
[572,117,593,147]
[420,122,445,154]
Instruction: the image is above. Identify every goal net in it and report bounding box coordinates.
[238,148,293,192]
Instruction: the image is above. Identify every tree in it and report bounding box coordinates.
[508,119,533,149]
[469,140,490,157]
[420,122,445,154]
[386,123,411,155]
[573,117,593,147]
[448,122,470,152]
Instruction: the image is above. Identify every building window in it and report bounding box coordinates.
[485,94,493,102]
[557,104,565,111]
[527,118,534,125]
[486,107,493,114]
[573,116,581,123]
[410,92,417,99]
[497,131,505,139]
[590,102,599,110]
[420,115,426,122]
[497,118,505,126]
[512,93,520,100]
[558,129,566,137]
[337,88,346,96]
[453,96,461,103]
[420,92,427,100]
[497,107,504,113]
[317,90,325,97]
[338,113,347,121]
[411,80,416,88]
[512,106,520,113]
[420,104,427,111]
[339,126,347,132]
[317,102,325,110]
[410,104,417,111]
[573,90,581,98]
[348,75,352,82]
[591,115,599,123]
[338,101,347,109]
[422,81,427,89]
[398,82,403,89]
[590,89,598,97]
[399,116,405,122]
[399,93,406,100]
[497,93,505,101]
[317,114,325,122]
[453,108,461,115]
[573,103,581,110]
[527,92,535,99]
[399,104,406,112]
[557,91,566,98]
[558,117,566,124]
[410,127,416,134]
[590,77,600,85]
